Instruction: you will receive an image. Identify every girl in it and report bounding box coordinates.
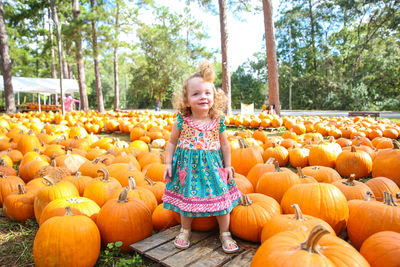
[162,61,242,253]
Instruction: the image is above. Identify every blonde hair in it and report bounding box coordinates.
[173,61,227,119]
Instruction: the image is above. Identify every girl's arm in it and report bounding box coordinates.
[163,120,180,182]
[219,131,233,182]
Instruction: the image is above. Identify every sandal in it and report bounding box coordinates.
[174,228,191,249]
[220,232,239,253]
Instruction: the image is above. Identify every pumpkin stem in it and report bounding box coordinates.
[0,159,4,166]
[0,172,6,178]
[383,192,397,206]
[42,175,56,185]
[350,146,356,152]
[364,191,373,201]
[51,159,57,167]
[240,195,253,206]
[393,140,400,150]
[17,184,26,194]
[274,161,282,172]
[297,167,306,178]
[291,204,305,221]
[64,206,74,216]
[343,174,356,186]
[128,176,137,190]
[300,225,331,254]
[118,187,129,203]
[144,177,154,186]
[97,168,110,182]
[238,138,249,149]
[266,157,275,164]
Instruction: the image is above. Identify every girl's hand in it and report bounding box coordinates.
[226,167,234,182]
[163,164,172,183]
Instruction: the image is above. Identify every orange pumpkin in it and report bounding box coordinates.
[360,231,400,267]
[152,203,178,232]
[231,139,263,176]
[33,207,100,267]
[251,225,369,267]
[96,189,153,252]
[256,162,300,203]
[260,203,336,243]
[3,184,35,222]
[281,183,349,235]
[336,146,372,179]
[347,192,400,249]
[365,177,400,201]
[230,194,281,242]
[82,168,122,207]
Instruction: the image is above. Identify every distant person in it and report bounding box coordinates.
[268,104,276,115]
[155,97,160,111]
[65,95,80,112]
[162,61,241,253]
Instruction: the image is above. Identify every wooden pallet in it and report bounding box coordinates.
[130,225,259,267]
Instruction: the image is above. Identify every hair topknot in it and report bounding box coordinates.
[199,60,215,83]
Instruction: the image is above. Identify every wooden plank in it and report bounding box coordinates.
[220,249,257,267]
[163,235,221,267]
[130,225,181,253]
[145,231,214,263]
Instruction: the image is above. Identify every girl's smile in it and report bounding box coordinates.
[186,77,214,115]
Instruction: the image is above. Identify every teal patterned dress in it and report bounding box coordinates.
[162,113,242,217]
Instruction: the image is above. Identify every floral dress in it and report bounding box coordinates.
[162,113,242,217]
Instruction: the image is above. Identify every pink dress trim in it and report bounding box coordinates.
[183,116,218,132]
[162,186,242,213]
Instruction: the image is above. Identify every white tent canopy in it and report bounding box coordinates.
[0,76,79,95]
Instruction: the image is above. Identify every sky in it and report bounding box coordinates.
[139,0,280,70]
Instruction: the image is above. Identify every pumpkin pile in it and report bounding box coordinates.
[0,110,399,266]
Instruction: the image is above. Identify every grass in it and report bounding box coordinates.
[0,210,37,266]
[0,209,151,267]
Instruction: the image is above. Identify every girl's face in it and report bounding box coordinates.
[186,77,214,113]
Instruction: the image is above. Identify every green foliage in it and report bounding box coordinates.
[97,241,144,267]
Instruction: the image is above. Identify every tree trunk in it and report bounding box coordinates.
[90,0,104,113]
[218,0,232,116]
[262,0,280,115]
[113,3,120,111]
[66,42,74,79]
[61,43,69,79]
[0,0,15,113]
[48,8,56,79]
[50,0,65,114]
[308,0,317,71]
[72,0,89,111]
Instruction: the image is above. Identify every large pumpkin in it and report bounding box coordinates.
[230,194,281,242]
[96,188,153,252]
[360,231,400,267]
[39,196,100,226]
[301,166,341,183]
[365,177,400,201]
[372,140,400,186]
[246,158,276,188]
[0,173,25,207]
[33,177,79,223]
[281,183,349,235]
[260,204,335,243]
[33,207,101,267]
[251,225,370,267]
[308,140,341,168]
[347,192,400,249]
[335,146,372,178]
[332,174,374,200]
